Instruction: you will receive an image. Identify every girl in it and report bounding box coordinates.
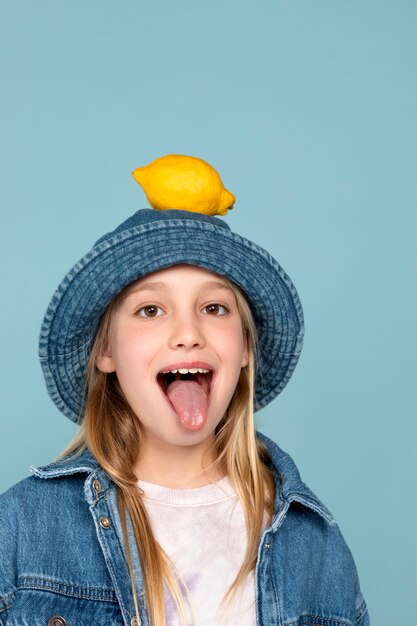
[0,173,369,625]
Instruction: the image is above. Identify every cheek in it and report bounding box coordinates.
[111,331,147,370]
[217,326,245,356]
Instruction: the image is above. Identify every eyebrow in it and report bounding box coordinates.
[126,280,233,296]
[128,282,167,294]
[202,281,233,292]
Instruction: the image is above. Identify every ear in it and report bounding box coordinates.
[95,350,116,373]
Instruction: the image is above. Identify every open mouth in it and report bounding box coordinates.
[156,366,215,431]
[157,368,214,397]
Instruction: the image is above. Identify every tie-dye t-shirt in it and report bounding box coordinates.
[138,476,256,625]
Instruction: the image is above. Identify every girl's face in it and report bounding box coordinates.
[96,264,248,452]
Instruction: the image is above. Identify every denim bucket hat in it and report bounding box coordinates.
[39,209,304,423]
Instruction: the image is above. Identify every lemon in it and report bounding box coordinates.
[132,154,235,216]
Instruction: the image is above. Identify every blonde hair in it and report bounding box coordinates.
[61,275,276,625]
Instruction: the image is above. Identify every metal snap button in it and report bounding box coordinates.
[99,515,111,528]
[48,616,67,626]
[131,617,139,626]
[93,479,102,493]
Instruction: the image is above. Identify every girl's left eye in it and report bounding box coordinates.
[202,303,228,316]
[137,305,164,318]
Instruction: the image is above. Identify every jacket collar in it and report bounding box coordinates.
[257,431,335,527]
[31,432,335,526]
[31,448,99,479]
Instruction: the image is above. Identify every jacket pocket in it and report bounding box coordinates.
[5,578,124,626]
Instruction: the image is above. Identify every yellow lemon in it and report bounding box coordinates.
[132,154,235,216]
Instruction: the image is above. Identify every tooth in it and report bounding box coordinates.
[164,367,210,375]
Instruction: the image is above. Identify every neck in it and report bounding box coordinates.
[134,435,224,488]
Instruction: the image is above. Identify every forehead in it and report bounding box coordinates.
[124,264,232,295]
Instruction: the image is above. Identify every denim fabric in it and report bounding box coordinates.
[0,433,369,626]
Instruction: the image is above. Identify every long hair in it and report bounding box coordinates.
[61,276,276,625]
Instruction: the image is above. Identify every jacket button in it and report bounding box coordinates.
[99,516,111,528]
[131,617,139,626]
[93,479,102,493]
[48,617,67,626]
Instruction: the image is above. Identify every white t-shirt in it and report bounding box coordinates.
[138,476,256,626]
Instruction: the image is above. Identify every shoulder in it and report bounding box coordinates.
[0,456,124,625]
[0,449,104,524]
[0,453,103,602]
[0,471,87,521]
[257,430,352,554]
[0,471,88,560]
[257,431,336,522]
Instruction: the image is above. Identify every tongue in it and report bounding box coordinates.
[166,379,208,431]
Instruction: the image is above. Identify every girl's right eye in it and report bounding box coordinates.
[137,305,164,318]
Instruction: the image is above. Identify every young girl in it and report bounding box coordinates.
[0,158,369,626]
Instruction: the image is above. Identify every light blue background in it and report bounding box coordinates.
[1,1,416,623]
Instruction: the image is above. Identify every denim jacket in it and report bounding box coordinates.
[0,432,369,626]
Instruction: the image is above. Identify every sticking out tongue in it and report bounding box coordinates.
[166,379,208,431]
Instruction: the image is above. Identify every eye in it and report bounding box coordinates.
[202,303,229,316]
[137,305,164,318]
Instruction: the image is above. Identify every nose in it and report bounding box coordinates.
[168,311,206,350]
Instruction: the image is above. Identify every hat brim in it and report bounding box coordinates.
[39,217,304,423]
